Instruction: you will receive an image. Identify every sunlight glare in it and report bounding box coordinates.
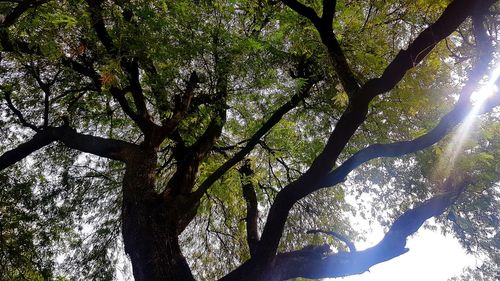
[433,64,499,185]
[470,65,500,104]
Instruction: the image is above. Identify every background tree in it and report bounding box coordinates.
[0,0,498,280]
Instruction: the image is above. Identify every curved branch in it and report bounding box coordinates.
[84,0,117,55]
[0,130,54,170]
[121,58,149,119]
[108,86,152,132]
[3,90,39,132]
[281,0,320,25]
[0,0,48,28]
[321,96,499,189]
[84,0,156,136]
[160,72,200,139]
[273,179,467,280]
[0,126,140,171]
[366,0,496,98]
[317,10,497,192]
[50,126,141,162]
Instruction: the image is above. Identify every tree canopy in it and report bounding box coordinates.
[0,0,498,280]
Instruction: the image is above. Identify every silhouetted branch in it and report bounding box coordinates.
[0,125,140,171]
[365,0,496,99]
[272,179,467,280]
[3,90,39,131]
[84,0,117,55]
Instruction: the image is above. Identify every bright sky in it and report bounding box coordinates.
[337,225,477,281]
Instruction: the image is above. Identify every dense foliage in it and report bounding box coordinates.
[0,0,498,280]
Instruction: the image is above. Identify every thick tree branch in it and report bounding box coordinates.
[320,32,360,96]
[0,126,139,170]
[167,105,227,195]
[317,11,496,192]
[0,130,54,170]
[222,178,468,281]
[60,58,101,88]
[0,1,46,56]
[108,86,153,132]
[272,179,467,280]
[281,0,320,25]
[321,0,336,26]
[84,0,157,136]
[191,107,227,161]
[321,93,499,190]
[51,126,140,162]
[160,72,200,139]
[61,57,157,135]
[121,58,149,119]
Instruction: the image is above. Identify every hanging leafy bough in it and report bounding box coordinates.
[0,0,498,280]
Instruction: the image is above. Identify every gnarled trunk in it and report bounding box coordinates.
[121,156,195,281]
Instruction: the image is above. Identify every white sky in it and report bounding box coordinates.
[335,221,477,281]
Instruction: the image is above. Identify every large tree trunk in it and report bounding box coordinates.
[121,154,195,281]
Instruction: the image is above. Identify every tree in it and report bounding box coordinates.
[0,0,498,280]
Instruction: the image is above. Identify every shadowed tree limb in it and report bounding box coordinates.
[321,0,337,26]
[84,0,117,55]
[0,131,55,170]
[120,58,150,119]
[0,125,140,171]
[317,10,496,192]
[365,0,496,99]
[84,0,157,136]
[159,72,200,141]
[108,86,154,133]
[281,0,320,25]
[271,179,467,280]
[320,92,499,191]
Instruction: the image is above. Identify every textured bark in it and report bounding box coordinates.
[239,160,260,257]
[121,152,194,281]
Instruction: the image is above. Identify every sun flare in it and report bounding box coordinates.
[434,64,499,184]
[470,65,500,104]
